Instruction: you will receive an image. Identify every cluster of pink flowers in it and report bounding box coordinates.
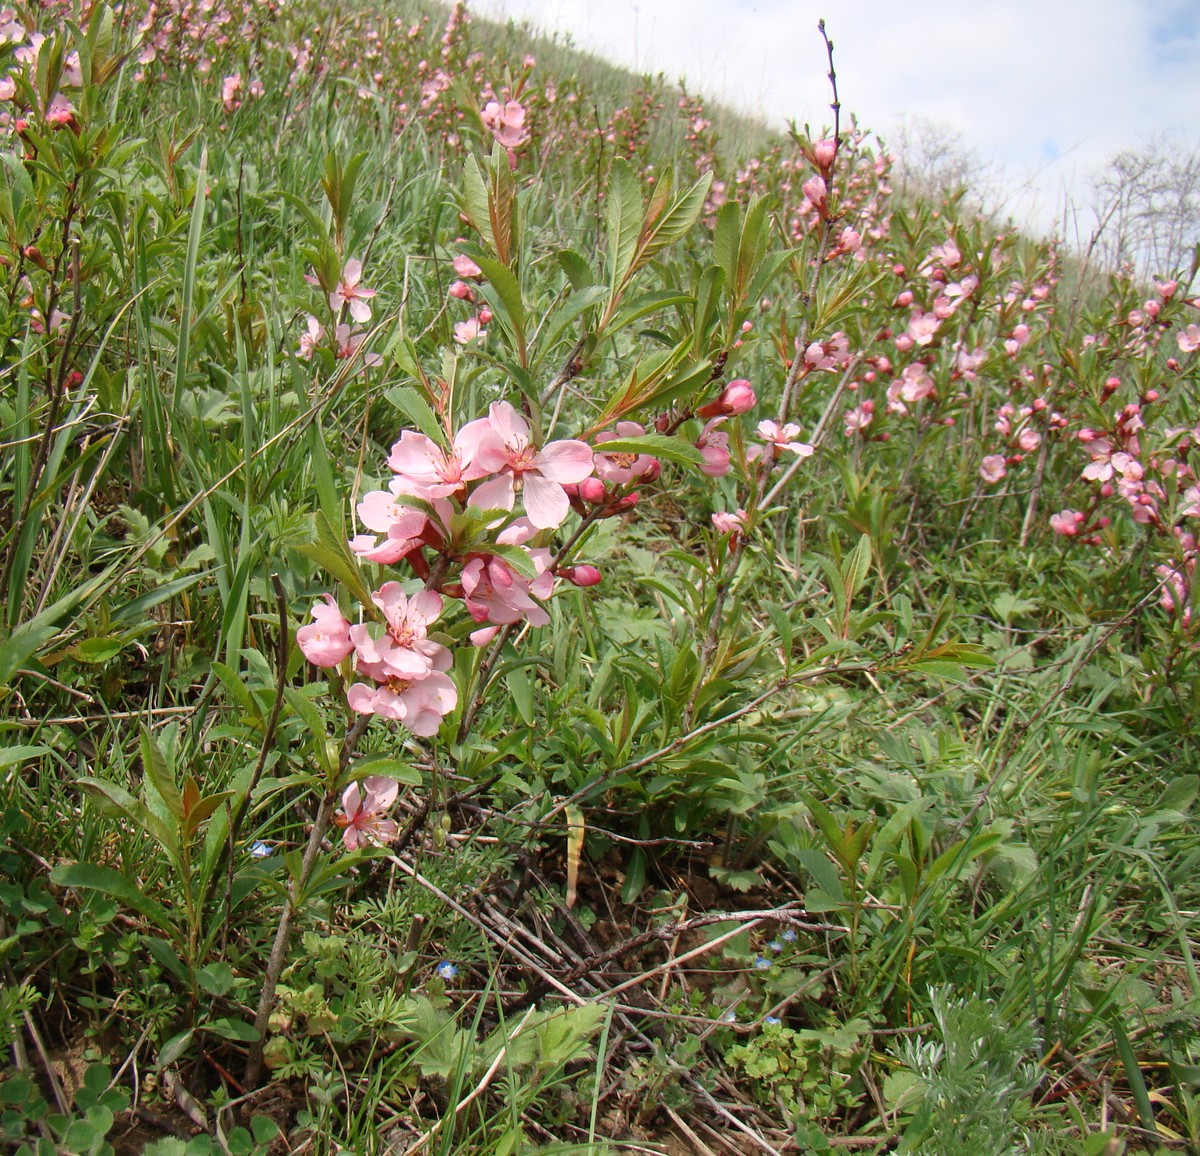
[297,398,670,731]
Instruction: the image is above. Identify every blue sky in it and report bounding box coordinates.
[470,0,1200,239]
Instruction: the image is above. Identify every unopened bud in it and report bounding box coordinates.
[579,477,607,504]
[448,280,474,300]
[697,378,756,419]
[559,564,602,587]
[478,307,493,324]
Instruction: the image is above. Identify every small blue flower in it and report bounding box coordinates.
[435,961,458,981]
[764,1016,782,1026]
[722,1008,738,1023]
[767,939,784,952]
[753,956,772,970]
[249,841,272,858]
[781,928,798,942]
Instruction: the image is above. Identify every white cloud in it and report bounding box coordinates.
[470,0,1200,237]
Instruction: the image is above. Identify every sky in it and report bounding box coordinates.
[468,0,1200,240]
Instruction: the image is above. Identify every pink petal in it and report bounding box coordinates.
[534,439,595,483]
[522,474,569,529]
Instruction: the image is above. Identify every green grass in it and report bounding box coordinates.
[0,1,1196,1153]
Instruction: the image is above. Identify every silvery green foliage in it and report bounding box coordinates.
[895,987,1040,1155]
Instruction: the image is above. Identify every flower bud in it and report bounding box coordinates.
[448,280,474,300]
[697,379,756,419]
[559,564,602,587]
[579,477,607,504]
[813,138,837,170]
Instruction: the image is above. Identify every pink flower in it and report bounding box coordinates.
[351,493,434,563]
[348,584,449,681]
[696,419,731,477]
[813,138,837,170]
[1050,510,1084,536]
[979,455,1007,484]
[481,99,530,149]
[843,401,874,436]
[452,254,483,279]
[905,311,940,346]
[697,379,756,419]
[0,76,15,101]
[387,425,499,500]
[461,549,554,627]
[711,509,746,535]
[297,315,324,360]
[454,317,485,344]
[756,420,814,459]
[461,401,595,529]
[45,92,74,127]
[1177,325,1200,354]
[347,666,458,734]
[593,421,659,485]
[334,324,382,367]
[221,74,241,112]
[335,776,400,851]
[331,259,376,324]
[448,280,474,301]
[297,596,354,667]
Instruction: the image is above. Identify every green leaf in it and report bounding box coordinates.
[347,754,421,787]
[295,511,374,608]
[385,385,444,444]
[0,746,48,769]
[204,1017,259,1042]
[50,863,175,934]
[605,158,644,304]
[141,727,184,823]
[589,433,701,467]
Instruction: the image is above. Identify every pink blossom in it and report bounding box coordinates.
[697,379,756,419]
[461,401,594,529]
[351,493,433,563]
[843,401,874,436]
[346,659,457,735]
[0,76,15,101]
[905,311,940,346]
[448,280,474,301]
[221,74,241,112]
[386,426,494,499]
[348,584,448,681]
[756,420,814,459]
[454,317,485,344]
[813,138,837,170]
[1050,510,1083,536]
[593,421,659,484]
[1017,428,1041,453]
[297,596,354,667]
[331,259,376,324]
[45,93,74,127]
[452,254,483,279]
[1177,325,1200,354]
[559,564,602,587]
[711,509,747,535]
[979,455,1007,484]
[335,776,400,851]
[297,315,323,360]
[334,324,381,367]
[461,549,554,627]
[481,99,530,149]
[696,419,731,477]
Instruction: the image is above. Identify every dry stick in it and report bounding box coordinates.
[397,856,788,1154]
[1018,418,1053,548]
[243,713,370,1088]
